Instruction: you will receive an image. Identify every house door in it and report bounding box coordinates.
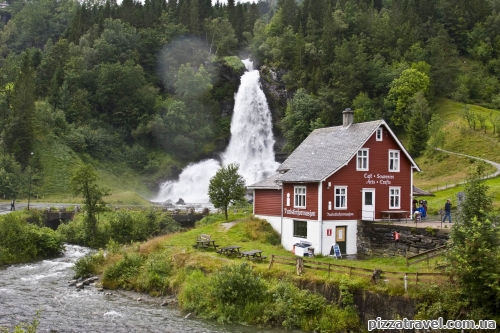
[362,189,375,220]
[336,226,346,254]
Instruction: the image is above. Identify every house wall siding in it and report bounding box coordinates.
[254,189,282,216]
[282,182,319,221]
[322,130,412,220]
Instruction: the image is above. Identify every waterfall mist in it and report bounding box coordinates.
[154,59,279,204]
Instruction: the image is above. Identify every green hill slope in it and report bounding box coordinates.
[414,98,500,211]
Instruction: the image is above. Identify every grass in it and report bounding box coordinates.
[413,98,500,211]
[128,213,449,297]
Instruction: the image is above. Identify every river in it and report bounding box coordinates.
[0,244,296,333]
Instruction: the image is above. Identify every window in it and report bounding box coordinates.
[334,186,347,209]
[357,149,369,170]
[293,220,307,238]
[389,187,401,209]
[376,128,383,141]
[389,150,400,172]
[294,186,306,208]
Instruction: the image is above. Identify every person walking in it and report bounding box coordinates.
[442,199,452,223]
[10,199,15,211]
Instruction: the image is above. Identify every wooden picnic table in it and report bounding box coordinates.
[193,239,218,249]
[239,250,267,261]
[381,210,409,222]
[217,245,241,256]
[192,234,219,250]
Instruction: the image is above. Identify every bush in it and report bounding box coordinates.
[137,252,172,295]
[262,280,326,329]
[0,213,65,264]
[102,252,144,289]
[211,262,266,307]
[73,251,105,279]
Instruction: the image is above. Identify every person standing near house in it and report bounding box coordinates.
[442,199,452,223]
[393,230,400,242]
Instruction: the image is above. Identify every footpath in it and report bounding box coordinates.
[433,147,500,191]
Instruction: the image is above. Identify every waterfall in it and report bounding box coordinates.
[154,59,279,204]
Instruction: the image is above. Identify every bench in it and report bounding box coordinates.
[248,255,267,261]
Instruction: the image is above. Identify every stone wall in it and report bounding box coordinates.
[357,221,449,256]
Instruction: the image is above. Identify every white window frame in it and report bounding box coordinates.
[389,150,400,172]
[389,187,401,209]
[356,149,369,171]
[376,128,383,141]
[334,186,347,209]
[294,186,306,208]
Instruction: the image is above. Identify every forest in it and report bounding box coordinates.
[1,0,500,199]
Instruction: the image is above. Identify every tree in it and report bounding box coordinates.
[208,163,246,220]
[447,163,500,316]
[70,164,110,245]
[4,53,36,168]
[386,68,430,126]
[406,107,428,158]
[205,17,237,56]
[281,88,321,152]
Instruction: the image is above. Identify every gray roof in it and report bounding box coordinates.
[276,120,419,182]
[248,173,282,189]
[413,185,434,196]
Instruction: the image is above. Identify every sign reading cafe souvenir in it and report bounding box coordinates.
[364,173,395,185]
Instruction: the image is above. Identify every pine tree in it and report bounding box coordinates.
[4,54,36,168]
[406,108,428,158]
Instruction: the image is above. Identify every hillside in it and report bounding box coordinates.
[2,0,500,206]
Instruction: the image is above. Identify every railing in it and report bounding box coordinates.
[268,254,450,290]
[406,245,447,267]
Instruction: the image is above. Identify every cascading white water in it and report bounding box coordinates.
[155,59,280,203]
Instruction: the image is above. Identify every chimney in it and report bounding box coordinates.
[343,108,354,127]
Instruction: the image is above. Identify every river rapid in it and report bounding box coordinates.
[0,245,295,333]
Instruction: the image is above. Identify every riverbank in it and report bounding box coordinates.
[80,213,450,332]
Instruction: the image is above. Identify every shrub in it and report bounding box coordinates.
[262,280,326,329]
[73,251,105,279]
[102,252,144,289]
[211,262,266,307]
[178,270,212,314]
[0,213,64,264]
[136,251,172,295]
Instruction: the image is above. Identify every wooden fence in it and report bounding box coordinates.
[406,245,447,267]
[268,254,449,288]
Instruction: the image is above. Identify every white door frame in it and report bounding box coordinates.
[362,188,375,220]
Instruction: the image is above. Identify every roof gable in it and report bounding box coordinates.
[276,120,419,183]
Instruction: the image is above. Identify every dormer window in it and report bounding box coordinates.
[376,128,383,141]
[357,149,369,171]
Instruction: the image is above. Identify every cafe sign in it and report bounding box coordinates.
[364,173,395,185]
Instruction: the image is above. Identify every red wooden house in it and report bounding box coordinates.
[249,109,420,255]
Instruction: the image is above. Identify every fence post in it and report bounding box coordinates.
[268,254,274,269]
[328,263,331,277]
[296,257,304,275]
[415,272,419,285]
[404,273,408,293]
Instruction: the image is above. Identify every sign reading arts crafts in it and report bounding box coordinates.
[364,173,395,185]
[283,208,316,217]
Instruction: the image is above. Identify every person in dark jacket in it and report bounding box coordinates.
[442,199,452,223]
